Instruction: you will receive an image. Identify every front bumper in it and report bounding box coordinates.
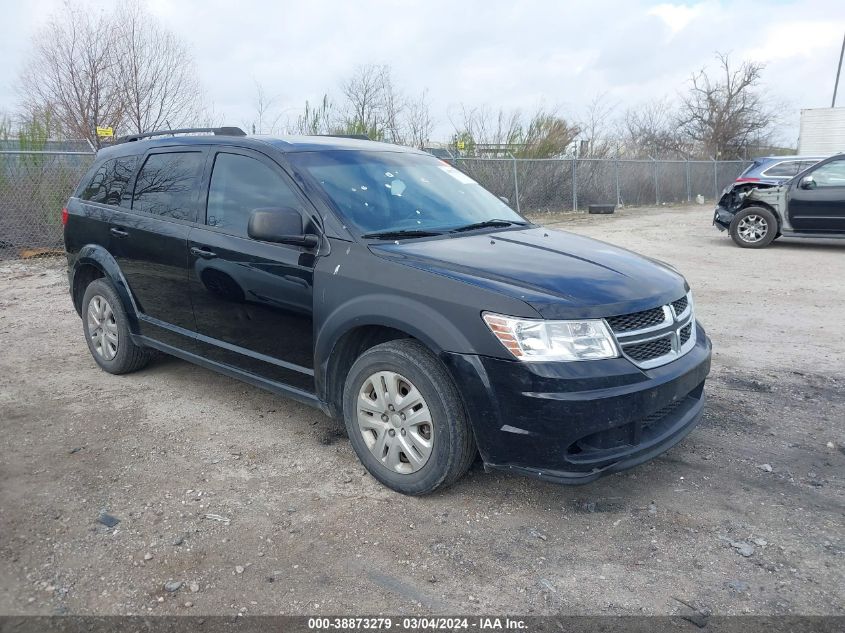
[441,323,712,484]
[713,206,734,231]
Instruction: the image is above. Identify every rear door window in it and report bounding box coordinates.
[132,152,205,222]
[80,156,138,206]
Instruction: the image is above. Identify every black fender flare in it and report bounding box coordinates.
[314,293,475,402]
[73,245,141,333]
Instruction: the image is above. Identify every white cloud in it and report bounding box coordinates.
[746,20,844,62]
[648,2,704,35]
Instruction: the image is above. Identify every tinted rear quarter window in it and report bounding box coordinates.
[763,161,800,178]
[80,156,138,206]
[739,161,762,177]
[132,152,204,221]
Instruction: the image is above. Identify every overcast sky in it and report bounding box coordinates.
[2,0,844,145]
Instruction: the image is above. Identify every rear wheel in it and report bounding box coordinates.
[82,278,151,374]
[342,340,476,495]
[729,206,778,248]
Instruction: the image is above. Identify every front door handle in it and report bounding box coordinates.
[110,227,129,238]
[190,246,217,259]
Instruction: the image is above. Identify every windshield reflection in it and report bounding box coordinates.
[291,151,525,235]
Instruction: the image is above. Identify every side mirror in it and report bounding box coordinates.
[247,207,319,248]
[800,175,816,190]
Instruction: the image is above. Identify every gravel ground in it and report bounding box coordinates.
[0,205,842,617]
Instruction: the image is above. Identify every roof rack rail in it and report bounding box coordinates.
[114,126,247,145]
[318,134,371,141]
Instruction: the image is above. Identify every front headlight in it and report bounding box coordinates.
[482,312,619,362]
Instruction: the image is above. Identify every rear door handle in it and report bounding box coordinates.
[110,227,129,237]
[190,246,217,259]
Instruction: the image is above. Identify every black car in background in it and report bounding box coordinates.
[64,127,711,495]
[714,153,845,247]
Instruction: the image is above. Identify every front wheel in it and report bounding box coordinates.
[342,340,476,495]
[729,206,778,248]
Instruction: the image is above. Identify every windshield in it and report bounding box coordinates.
[290,150,525,235]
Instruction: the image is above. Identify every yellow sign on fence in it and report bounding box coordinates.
[96,126,114,138]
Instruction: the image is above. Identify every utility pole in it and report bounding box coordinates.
[833,31,845,107]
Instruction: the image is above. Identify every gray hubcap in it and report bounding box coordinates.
[356,371,434,474]
[738,214,768,243]
[87,295,118,360]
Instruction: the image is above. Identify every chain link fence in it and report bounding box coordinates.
[1,150,94,259]
[0,149,750,259]
[454,156,751,214]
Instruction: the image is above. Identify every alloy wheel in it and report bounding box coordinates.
[87,295,119,360]
[737,214,768,243]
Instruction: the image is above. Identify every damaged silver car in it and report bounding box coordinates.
[713,153,845,248]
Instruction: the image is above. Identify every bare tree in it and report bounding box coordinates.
[404,89,434,148]
[335,64,432,145]
[677,53,777,158]
[17,0,203,146]
[290,95,338,135]
[114,1,203,135]
[621,99,687,158]
[379,67,405,144]
[450,105,577,158]
[246,80,284,135]
[192,103,227,129]
[341,64,389,138]
[451,104,521,149]
[17,3,122,147]
[577,95,617,158]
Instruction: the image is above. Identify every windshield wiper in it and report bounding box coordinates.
[449,219,528,233]
[361,229,445,240]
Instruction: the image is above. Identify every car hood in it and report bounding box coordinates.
[369,227,688,319]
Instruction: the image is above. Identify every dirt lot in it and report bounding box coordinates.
[0,205,842,617]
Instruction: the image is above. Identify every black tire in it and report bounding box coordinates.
[729,206,778,248]
[342,340,476,495]
[81,278,151,374]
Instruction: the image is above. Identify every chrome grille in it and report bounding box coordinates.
[605,292,696,369]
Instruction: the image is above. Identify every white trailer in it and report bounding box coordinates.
[798,107,845,155]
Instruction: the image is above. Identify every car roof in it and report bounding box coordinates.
[95,134,427,160]
[264,135,427,154]
[755,155,827,162]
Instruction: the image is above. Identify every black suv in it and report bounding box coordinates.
[64,127,712,495]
